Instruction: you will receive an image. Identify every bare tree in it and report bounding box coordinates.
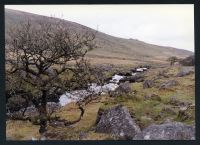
[167,56,179,66]
[6,18,98,135]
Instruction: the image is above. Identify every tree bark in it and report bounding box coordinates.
[39,90,47,134]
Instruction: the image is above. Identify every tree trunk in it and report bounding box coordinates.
[170,61,173,66]
[39,90,47,134]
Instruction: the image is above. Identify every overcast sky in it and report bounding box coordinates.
[5,5,194,52]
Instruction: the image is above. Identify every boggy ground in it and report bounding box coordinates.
[6,65,195,140]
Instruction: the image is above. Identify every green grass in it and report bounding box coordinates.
[99,66,195,127]
[6,65,195,140]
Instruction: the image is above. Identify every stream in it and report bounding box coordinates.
[59,67,149,106]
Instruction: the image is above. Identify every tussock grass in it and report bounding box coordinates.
[6,120,40,140]
[6,65,195,140]
[99,66,195,128]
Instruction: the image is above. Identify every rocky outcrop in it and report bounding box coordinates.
[109,82,133,97]
[168,96,192,107]
[23,106,39,117]
[177,107,192,121]
[158,70,169,78]
[47,102,61,113]
[133,122,195,140]
[117,82,132,93]
[7,102,61,119]
[143,80,154,89]
[159,80,178,90]
[23,102,61,118]
[161,106,176,115]
[176,67,194,77]
[95,105,141,139]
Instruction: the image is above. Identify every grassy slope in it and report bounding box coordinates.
[6,66,195,140]
[5,8,193,65]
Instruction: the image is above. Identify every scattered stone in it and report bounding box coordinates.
[133,122,195,140]
[144,94,161,102]
[159,80,178,89]
[177,107,191,121]
[23,102,60,118]
[176,67,194,77]
[6,111,24,120]
[23,105,39,117]
[109,82,133,97]
[95,105,141,139]
[117,81,132,94]
[7,102,61,120]
[168,96,192,107]
[46,102,61,114]
[158,70,169,78]
[161,106,176,115]
[143,80,154,89]
[169,96,179,105]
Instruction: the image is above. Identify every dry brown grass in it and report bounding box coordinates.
[6,120,40,140]
[6,65,195,140]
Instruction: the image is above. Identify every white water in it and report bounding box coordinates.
[132,73,137,76]
[102,83,119,92]
[109,74,124,83]
[59,94,77,106]
[136,68,147,72]
[59,67,148,106]
[59,90,89,106]
[59,83,119,106]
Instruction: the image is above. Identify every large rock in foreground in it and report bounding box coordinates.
[95,105,141,139]
[133,122,195,140]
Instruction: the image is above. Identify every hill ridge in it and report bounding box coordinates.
[5,8,193,65]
